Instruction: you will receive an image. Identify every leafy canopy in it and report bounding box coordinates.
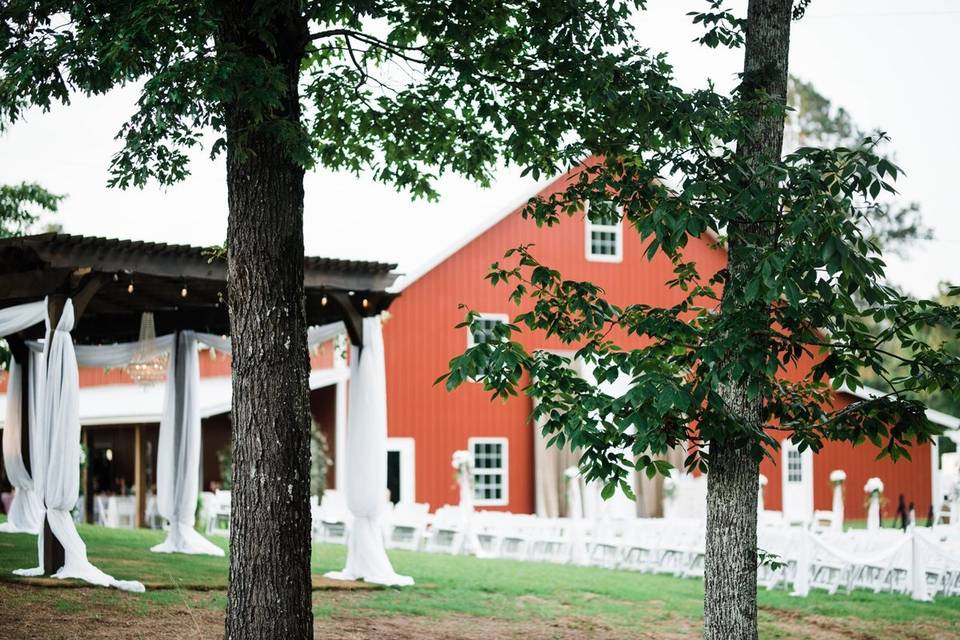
[2,0,668,199]
[440,7,960,497]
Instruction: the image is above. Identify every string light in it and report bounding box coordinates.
[180,284,188,298]
[362,298,369,309]
[127,281,134,294]
[321,294,328,306]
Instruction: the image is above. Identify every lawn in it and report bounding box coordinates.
[0,516,957,639]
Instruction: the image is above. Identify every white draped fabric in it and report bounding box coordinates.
[151,331,223,557]
[0,300,48,534]
[31,330,220,557]
[13,300,144,592]
[326,317,413,586]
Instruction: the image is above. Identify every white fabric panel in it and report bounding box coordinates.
[151,331,223,557]
[307,322,346,348]
[13,300,144,592]
[195,321,345,355]
[326,317,413,586]
[0,359,43,533]
[0,300,48,534]
[73,335,175,368]
[0,300,46,336]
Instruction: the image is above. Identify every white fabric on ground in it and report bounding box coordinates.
[326,317,413,586]
[151,331,223,557]
[0,300,48,534]
[13,300,144,592]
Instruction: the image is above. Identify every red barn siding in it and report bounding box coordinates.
[385,167,728,512]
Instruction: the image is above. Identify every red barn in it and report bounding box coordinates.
[381,167,957,524]
[2,168,955,527]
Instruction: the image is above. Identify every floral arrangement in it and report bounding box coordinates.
[830,469,847,483]
[864,477,884,495]
[451,449,473,473]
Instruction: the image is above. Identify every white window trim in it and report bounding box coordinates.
[386,437,416,504]
[468,436,509,507]
[584,200,624,263]
[466,312,510,348]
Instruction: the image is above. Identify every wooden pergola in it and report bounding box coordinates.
[0,232,399,573]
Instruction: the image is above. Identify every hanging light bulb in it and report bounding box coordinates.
[321,294,328,306]
[362,298,369,309]
[127,281,135,294]
[180,284,188,298]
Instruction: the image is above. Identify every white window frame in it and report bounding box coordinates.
[466,313,510,348]
[468,436,509,507]
[466,313,509,383]
[584,200,623,263]
[386,437,416,504]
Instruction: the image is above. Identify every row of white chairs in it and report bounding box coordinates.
[205,489,960,601]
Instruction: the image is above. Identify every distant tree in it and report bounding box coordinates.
[0,182,60,238]
[785,76,930,255]
[442,2,960,638]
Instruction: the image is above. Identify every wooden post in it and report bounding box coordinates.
[83,429,94,524]
[134,424,146,528]
[42,295,66,576]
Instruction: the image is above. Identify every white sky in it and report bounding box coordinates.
[0,0,956,297]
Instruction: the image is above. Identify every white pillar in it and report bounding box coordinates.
[757,473,768,516]
[865,477,884,532]
[830,469,846,532]
[564,467,584,519]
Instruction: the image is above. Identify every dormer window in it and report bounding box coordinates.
[584,200,623,262]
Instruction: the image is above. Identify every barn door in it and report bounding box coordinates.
[781,439,813,523]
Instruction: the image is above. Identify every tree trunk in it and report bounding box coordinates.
[217,4,313,639]
[704,2,792,640]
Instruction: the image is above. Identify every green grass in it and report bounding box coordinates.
[0,515,958,637]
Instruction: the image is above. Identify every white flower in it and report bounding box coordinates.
[830,469,847,483]
[864,477,884,494]
[758,474,768,487]
[563,466,580,479]
[451,450,472,470]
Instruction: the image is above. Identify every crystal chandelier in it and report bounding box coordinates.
[126,312,168,386]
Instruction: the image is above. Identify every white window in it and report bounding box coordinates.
[469,437,508,506]
[786,448,803,483]
[584,200,623,262]
[467,313,508,382]
[466,313,509,348]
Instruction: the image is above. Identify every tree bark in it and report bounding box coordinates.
[217,4,313,639]
[704,2,792,640]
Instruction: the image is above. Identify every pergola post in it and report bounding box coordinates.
[42,294,67,575]
[134,424,146,528]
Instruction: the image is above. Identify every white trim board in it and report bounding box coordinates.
[836,383,959,431]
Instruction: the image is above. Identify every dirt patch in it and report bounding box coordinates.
[0,584,957,640]
[759,606,960,640]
